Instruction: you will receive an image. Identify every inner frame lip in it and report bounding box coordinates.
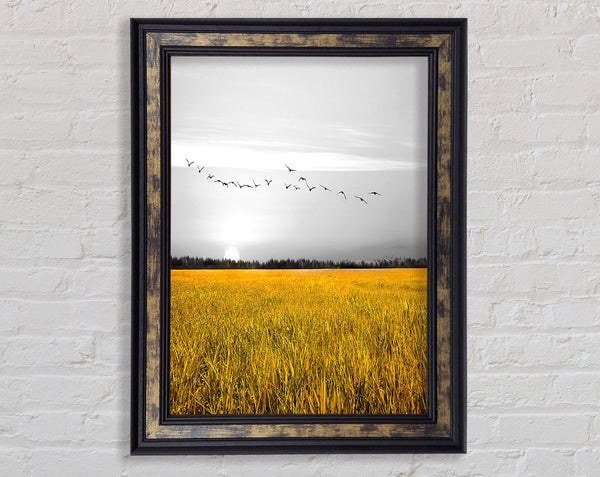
[159,46,438,427]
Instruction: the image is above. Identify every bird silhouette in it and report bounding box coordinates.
[293,185,301,190]
[253,180,261,188]
[196,165,205,173]
[265,179,272,186]
[228,181,237,187]
[284,183,292,190]
[368,191,382,196]
[337,191,346,199]
[285,164,297,172]
[185,158,194,167]
[238,182,252,189]
[307,184,316,192]
[207,174,214,180]
[319,184,331,192]
[298,177,307,182]
[355,195,368,204]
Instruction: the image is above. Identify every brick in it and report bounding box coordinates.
[470,226,537,259]
[1,299,123,333]
[222,454,333,477]
[544,300,600,327]
[468,75,534,114]
[496,415,590,445]
[27,149,129,189]
[554,374,600,407]
[468,116,496,151]
[480,38,573,69]
[0,188,86,228]
[491,299,548,328]
[72,68,125,107]
[93,333,129,369]
[0,268,68,296]
[472,333,600,370]
[498,1,600,35]
[10,0,67,31]
[0,151,35,185]
[573,34,600,67]
[30,449,123,477]
[522,449,576,476]
[534,73,600,108]
[469,151,536,190]
[534,227,582,258]
[412,450,523,477]
[0,336,94,368]
[65,37,125,67]
[1,228,84,260]
[70,111,127,146]
[67,266,128,299]
[0,449,33,477]
[0,110,74,145]
[44,231,84,259]
[83,189,127,226]
[468,265,513,294]
[528,147,600,187]
[469,374,556,409]
[505,190,596,222]
[582,228,600,256]
[471,372,600,409]
[6,69,78,105]
[125,455,223,476]
[467,295,495,328]
[0,38,69,66]
[64,1,116,29]
[0,376,119,412]
[455,3,502,37]
[468,414,501,445]
[497,114,586,143]
[82,225,128,259]
[587,114,600,143]
[575,448,600,475]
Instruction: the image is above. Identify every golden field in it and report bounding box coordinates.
[170,268,427,415]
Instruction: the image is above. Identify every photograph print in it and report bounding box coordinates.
[169,55,429,416]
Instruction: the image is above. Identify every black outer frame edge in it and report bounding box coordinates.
[130,17,466,33]
[450,18,468,454]
[132,437,463,455]
[131,18,149,455]
[130,18,141,455]
[130,18,467,455]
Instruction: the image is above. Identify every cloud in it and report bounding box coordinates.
[172,141,425,172]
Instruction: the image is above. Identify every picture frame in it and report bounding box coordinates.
[131,18,466,454]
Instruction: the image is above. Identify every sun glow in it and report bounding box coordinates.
[224,246,240,262]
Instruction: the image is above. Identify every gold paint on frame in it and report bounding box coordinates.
[137,25,461,447]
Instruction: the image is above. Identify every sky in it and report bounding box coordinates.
[170,55,428,262]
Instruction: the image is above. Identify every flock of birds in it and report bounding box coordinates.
[184,159,382,204]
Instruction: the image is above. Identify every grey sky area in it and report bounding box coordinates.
[170,56,428,262]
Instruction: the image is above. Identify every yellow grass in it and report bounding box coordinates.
[170,268,427,415]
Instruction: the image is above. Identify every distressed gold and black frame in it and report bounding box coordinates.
[131,18,466,454]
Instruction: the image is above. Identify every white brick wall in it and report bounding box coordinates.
[1,1,598,475]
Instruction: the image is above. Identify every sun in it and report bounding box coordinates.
[224,246,240,262]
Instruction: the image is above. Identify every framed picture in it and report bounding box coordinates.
[131,18,466,454]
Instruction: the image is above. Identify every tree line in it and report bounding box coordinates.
[171,256,427,270]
